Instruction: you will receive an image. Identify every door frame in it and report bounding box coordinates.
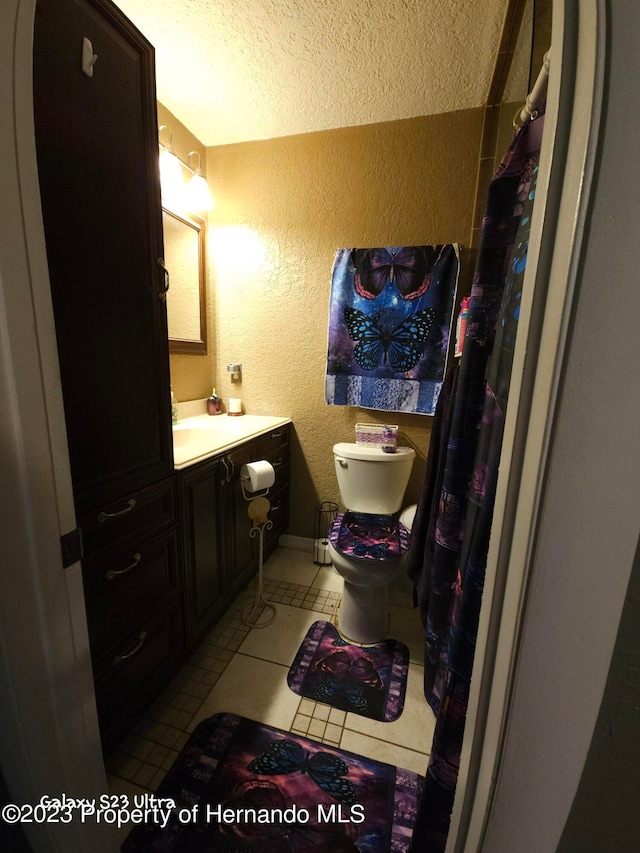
[0,1,112,850]
[449,1,640,850]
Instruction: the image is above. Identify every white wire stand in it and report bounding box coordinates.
[240,477,276,629]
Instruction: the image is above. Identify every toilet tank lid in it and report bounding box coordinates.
[333,442,415,462]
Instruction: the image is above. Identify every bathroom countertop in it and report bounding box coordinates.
[173,413,292,470]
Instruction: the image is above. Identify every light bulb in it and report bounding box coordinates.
[186,172,214,212]
[159,148,185,206]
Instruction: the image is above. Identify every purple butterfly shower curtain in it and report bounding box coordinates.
[407,113,545,851]
[325,244,459,415]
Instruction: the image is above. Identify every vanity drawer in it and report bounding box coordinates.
[263,483,289,558]
[79,475,176,561]
[94,601,183,754]
[257,424,289,458]
[263,445,289,493]
[84,528,180,656]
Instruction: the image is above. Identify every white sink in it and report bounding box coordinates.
[172,413,291,468]
[172,426,218,449]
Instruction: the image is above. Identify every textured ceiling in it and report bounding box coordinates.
[116,0,509,147]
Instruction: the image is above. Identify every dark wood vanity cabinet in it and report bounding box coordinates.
[33,0,181,752]
[178,457,225,649]
[178,425,291,649]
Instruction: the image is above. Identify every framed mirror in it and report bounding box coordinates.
[163,208,207,354]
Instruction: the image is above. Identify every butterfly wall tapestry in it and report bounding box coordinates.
[325,244,460,415]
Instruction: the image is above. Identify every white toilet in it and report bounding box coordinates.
[327,442,415,644]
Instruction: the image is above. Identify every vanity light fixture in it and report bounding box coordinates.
[186,151,214,212]
[158,124,183,205]
[158,124,214,213]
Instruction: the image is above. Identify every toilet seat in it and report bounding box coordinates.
[329,511,410,561]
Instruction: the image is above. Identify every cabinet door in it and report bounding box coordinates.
[263,484,290,561]
[33,0,173,513]
[223,443,261,598]
[179,458,224,647]
[259,426,291,560]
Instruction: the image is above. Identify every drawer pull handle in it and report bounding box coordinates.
[220,455,235,485]
[97,498,136,523]
[270,502,282,513]
[105,552,142,581]
[113,630,147,666]
[271,430,282,438]
[272,459,284,468]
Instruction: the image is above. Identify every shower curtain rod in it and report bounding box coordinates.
[514,48,551,127]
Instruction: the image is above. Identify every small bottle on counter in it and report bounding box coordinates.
[207,388,222,415]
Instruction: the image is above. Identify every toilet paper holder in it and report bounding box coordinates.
[240,460,275,500]
[240,473,267,500]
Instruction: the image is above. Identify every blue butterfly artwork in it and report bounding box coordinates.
[351,246,437,301]
[344,306,436,372]
[247,739,357,805]
[326,244,459,413]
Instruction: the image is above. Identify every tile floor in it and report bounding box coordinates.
[108,546,435,841]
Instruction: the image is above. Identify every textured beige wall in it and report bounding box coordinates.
[158,102,215,402]
[206,110,483,537]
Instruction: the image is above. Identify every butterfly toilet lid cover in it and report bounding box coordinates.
[329,511,410,561]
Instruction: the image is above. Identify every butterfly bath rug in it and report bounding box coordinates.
[325,244,460,415]
[122,713,423,852]
[287,621,410,722]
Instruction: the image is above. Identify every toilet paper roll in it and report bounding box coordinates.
[241,460,275,492]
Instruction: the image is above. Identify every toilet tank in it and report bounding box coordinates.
[333,442,415,515]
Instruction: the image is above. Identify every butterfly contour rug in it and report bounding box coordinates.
[287,621,410,722]
[122,713,422,852]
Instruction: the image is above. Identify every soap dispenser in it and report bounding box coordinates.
[207,387,221,415]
